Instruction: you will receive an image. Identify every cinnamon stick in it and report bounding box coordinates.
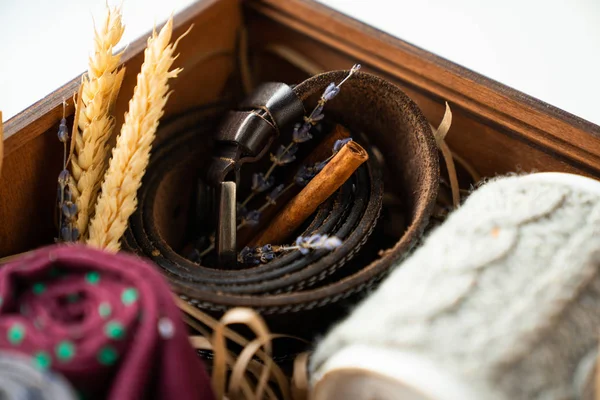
[299,124,352,168]
[252,140,368,245]
[238,124,351,246]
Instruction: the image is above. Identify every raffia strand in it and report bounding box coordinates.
[87,17,185,252]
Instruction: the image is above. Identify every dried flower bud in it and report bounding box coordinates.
[294,234,342,255]
[266,184,285,205]
[323,236,342,250]
[271,145,297,166]
[251,173,275,193]
[323,86,340,101]
[242,210,261,227]
[306,234,323,245]
[295,235,316,255]
[260,251,275,263]
[310,113,325,123]
[295,159,329,187]
[297,245,310,255]
[238,246,261,265]
[238,244,277,265]
[63,186,73,202]
[309,104,325,122]
[260,244,273,253]
[322,83,339,102]
[333,138,353,153]
[60,226,71,242]
[57,118,69,143]
[58,169,71,186]
[239,247,254,264]
[292,123,313,143]
[61,202,78,218]
[294,165,313,187]
[60,226,80,242]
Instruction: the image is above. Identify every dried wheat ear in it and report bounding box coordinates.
[87,17,188,252]
[69,5,125,240]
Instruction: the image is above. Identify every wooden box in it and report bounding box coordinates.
[2,0,600,257]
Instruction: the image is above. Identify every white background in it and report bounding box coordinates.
[0,0,197,122]
[1,0,599,125]
[316,0,600,125]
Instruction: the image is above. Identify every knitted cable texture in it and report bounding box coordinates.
[312,174,600,400]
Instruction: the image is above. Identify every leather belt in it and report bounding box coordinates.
[207,83,305,267]
[122,71,440,352]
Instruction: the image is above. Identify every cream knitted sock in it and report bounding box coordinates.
[310,173,600,400]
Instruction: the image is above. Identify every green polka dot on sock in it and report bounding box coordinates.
[0,296,3,306]
[85,271,100,285]
[55,341,75,361]
[104,321,125,340]
[98,303,111,319]
[97,345,119,366]
[121,288,139,306]
[33,351,51,370]
[7,323,25,345]
[32,283,46,295]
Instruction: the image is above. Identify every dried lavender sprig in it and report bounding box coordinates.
[252,138,355,223]
[238,138,354,237]
[55,103,79,242]
[58,115,69,166]
[295,138,353,187]
[265,183,287,206]
[237,182,295,230]
[264,64,360,180]
[56,169,69,239]
[56,112,69,238]
[60,185,80,242]
[241,64,361,208]
[295,161,327,187]
[332,138,353,153]
[239,210,261,229]
[198,182,295,258]
[198,67,360,261]
[290,234,342,255]
[238,234,343,265]
[197,137,354,259]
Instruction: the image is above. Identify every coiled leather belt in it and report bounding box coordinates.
[123,71,439,342]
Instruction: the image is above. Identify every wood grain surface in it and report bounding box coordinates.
[0,0,241,256]
[2,0,599,257]
[248,0,600,177]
